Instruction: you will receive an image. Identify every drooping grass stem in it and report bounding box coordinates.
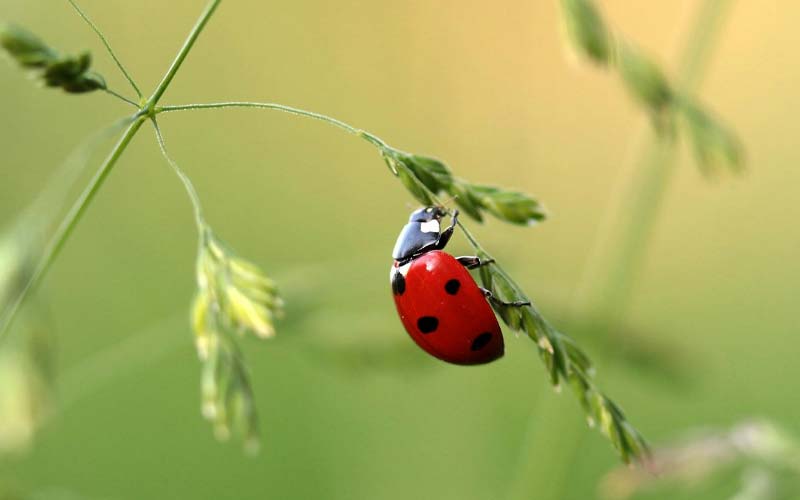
[157,102,389,149]
[151,118,207,231]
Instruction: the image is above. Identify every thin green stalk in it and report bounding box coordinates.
[505,391,582,500]
[66,0,143,99]
[102,87,140,108]
[454,219,485,252]
[0,116,146,340]
[145,0,221,110]
[581,0,736,328]
[25,116,135,221]
[157,101,389,149]
[675,0,737,91]
[0,117,134,351]
[151,118,206,230]
[588,141,676,325]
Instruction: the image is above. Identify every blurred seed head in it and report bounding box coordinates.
[560,0,613,65]
[0,353,38,454]
[0,238,29,321]
[0,23,57,68]
[558,0,745,173]
[617,43,673,115]
[601,420,800,499]
[0,314,54,457]
[0,23,106,94]
[197,334,260,454]
[0,223,42,336]
[679,99,744,174]
[42,52,106,94]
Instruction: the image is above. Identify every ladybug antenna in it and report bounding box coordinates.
[438,193,459,209]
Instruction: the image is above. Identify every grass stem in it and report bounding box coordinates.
[0,117,145,341]
[576,0,737,330]
[157,101,390,149]
[151,118,206,230]
[66,0,143,98]
[102,87,139,108]
[146,0,221,110]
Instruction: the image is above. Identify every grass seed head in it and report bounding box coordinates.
[0,24,105,93]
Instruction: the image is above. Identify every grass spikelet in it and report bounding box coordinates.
[190,226,282,450]
[559,0,743,173]
[0,23,106,93]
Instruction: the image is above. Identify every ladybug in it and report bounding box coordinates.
[390,206,529,365]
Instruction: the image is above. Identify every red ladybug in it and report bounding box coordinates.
[390,207,529,365]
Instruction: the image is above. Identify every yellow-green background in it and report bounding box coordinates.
[0,1,797,499]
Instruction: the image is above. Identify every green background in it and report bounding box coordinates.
[0,1,797,499]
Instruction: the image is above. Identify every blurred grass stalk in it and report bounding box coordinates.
[506,1,737,498]
[0,115,134,458]
[0,311,54,456]
[601,420,800,499]
[575,0,737,329]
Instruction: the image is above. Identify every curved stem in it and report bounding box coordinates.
[156,102,390,149]
[66,0,143,98]
[151,118,206,230]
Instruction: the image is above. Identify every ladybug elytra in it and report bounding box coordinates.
[390,207,529,365]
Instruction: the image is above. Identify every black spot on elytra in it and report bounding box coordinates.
[471,332,492,351]
[391,271,406,295]
[417,316,439,334]
[444,279,460,295]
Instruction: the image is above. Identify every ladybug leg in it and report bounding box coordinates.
[432,209,459,251]
[456,256,495,270]
[479,287,531,307]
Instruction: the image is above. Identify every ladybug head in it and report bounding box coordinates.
[392,206,450,262]
[409,206,447,223]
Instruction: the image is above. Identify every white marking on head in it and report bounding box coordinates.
[420,220,440,234]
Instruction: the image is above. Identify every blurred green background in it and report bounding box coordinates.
[1,0,798,499]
